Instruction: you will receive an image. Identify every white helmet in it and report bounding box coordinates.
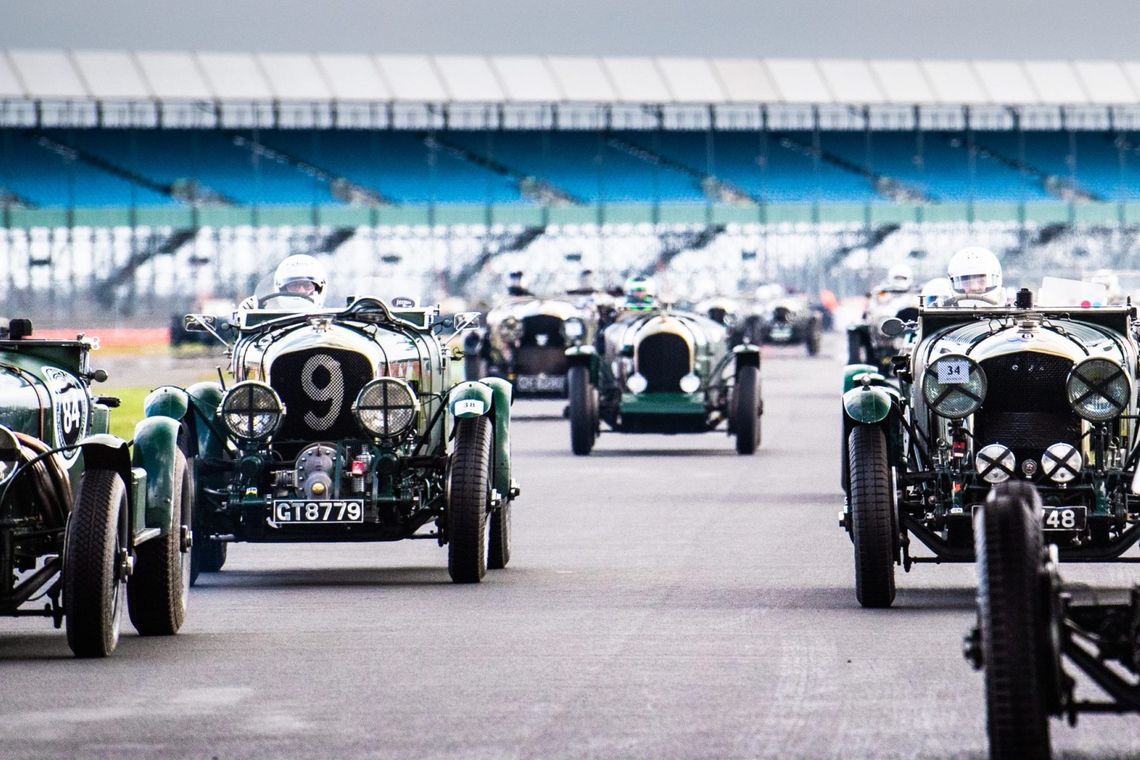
[886,264,914,291]
[947,247,1003,305]
[920,277,953,307]
[273,254,327,306]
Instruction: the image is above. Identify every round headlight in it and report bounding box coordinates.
[499,317,523,343]
[627,373,648,394]
[975,443,1015,484]
[1042,442,1082,484]
[923,354,987,419]
[221,382,284,441]
[562,318,586,340]
[353,378,419,439]
[1066,357,1130,422]
[679,373,701,393]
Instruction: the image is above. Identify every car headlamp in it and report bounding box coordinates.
[626,373,648,394]
[1067,357,1130,422]
[679,373,701,393]
[975,443,1015,484]
[562,318,586,341]
[1042,442,1082,484]
[922,354,986,419]
[499,317,524,343]
[221,382,284,441]
[352,378,419,440]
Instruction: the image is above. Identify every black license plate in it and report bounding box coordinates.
[1042,506,1086,531]
[273,500,364,524]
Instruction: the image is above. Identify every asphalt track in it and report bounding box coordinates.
[2,337,1139,759]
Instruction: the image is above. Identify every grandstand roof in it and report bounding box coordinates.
[6,50,1140,106]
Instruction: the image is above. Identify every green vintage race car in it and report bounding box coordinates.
[0,319,192,656]
[162,295,518,584]
[565,306,762,455]
[840,289,1140,608]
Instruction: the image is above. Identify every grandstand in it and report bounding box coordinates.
[4,50,1140,323]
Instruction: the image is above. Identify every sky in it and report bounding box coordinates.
[4,0,1139,59]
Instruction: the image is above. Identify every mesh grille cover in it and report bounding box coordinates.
[977,352,1080,453]
[637,333,690,393]
[520,315,567,348]
[271,348,374,441]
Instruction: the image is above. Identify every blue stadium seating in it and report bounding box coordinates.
[1,127,1136,209]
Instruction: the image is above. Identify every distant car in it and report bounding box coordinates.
[748,295,823,355]
[840,289,1140,608]
[480,296,601,397]
[565,306,762,455]
[846,288,918,370]
[965,481,1140,758]
[169,294,519,584]
[0,318,191,656]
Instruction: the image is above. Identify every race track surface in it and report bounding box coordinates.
[3,338,1138,759]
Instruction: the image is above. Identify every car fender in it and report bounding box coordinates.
[79,433,139,533]
[839,384,901,494]
[842,363,881,393]
[732,343,761,371]
[131,416,181,533]
[480,377,514,499]
[187,381,227,460]
[565,344,599,385]
[449,381,494,419]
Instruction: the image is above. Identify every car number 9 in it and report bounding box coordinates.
[301,354,344,431]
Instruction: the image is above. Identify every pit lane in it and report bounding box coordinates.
[2,336,1138,759]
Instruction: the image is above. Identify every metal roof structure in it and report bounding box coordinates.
[4,49,1140,106]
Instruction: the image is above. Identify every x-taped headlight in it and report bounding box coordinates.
[975,443,1015,484]
[221,382,284,441]
[499,317,524,343]
[1042,442,1082,484]
[923,354,987,419]
[562,318,586,341]
[353,378,419,440]
[1067,358,1130,422]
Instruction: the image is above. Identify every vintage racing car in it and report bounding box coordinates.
[565,306,762,455]
[846,288,919,370]
[170,292,518,584]
[0,318,192,656]
[480,296,601,396]
[840,288,1140,607]
[965,482,1140,760]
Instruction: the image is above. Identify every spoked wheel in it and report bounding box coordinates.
[975,481,1053,760]
[64,469,128,658]
[848,425,896,608]
[448,416,493,583]
[733,365,761,455]
[488,502,511,570]
[128,449,192,636]
[568,365,595,456]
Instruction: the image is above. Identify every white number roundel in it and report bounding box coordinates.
[300,354,344,431]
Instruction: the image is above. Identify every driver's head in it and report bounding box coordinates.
[623,276,657,309]
[947,247,1003,304]
[273,254,327,307]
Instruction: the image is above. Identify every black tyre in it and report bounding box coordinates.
[128,449,191,636]
[568,366,595,456]
[848,426,896,608]
[806,320,821,356]
[976,481,1052,760]
[734,365,761,455]
[488,503,511,570]
[191,539,226,586]
[64,469,127,658]
[846,330,863,365]
[448,416,492,583]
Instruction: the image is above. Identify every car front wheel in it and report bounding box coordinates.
[128,449,192,636]
[976,481,1052,760]
[64,469,127,658]
[848,425,896,608]
[448,416,493,583]
[734,365,761,455]
[568,366,595,456]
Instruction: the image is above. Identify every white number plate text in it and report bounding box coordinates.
[1042,506,1086,531]
[273,500,364,524]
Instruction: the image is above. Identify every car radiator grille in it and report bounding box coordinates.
[515,346,569,375]
[271,348,374,441]
[520,315,567,349]
[636,333,691,393]
[976,352,1080,454]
